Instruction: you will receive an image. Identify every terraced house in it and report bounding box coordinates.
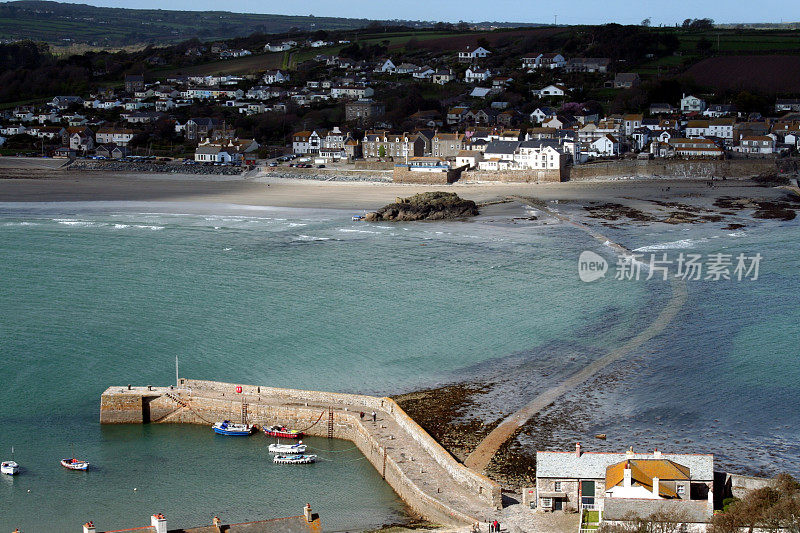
[361,131,424,159]
[431,132,465,159]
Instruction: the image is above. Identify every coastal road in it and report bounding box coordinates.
[463,199,689,472]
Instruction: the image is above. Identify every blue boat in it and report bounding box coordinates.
[212,421,255,436]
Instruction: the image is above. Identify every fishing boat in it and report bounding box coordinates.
[263,425,303,439]
[268,441,307,454]
[1,461,19,475]
[60,458,89,471]
[352,215,365,221]
[273,454,317,464]
[213,420,256,436]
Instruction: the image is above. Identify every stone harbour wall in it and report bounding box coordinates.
[569,159,775,181]
[99,379,502,526]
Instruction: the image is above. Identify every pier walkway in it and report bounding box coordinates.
[101,379,501,527]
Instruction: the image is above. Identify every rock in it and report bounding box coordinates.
[365,192,479,222]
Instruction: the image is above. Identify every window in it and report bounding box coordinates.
[676,484,686,496]
[541,497,552,508]
[554,481,562,492]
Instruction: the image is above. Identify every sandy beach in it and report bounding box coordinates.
[0,158,793,215]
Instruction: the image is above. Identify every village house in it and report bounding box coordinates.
[703,104,736,118]
[432,132,466,159]
[530,107,557,124]
[51,96,84,110]
[649,103,676,115]
[377,59,396,73]
[623,114,644,136]
[264,42,293,52]
[533,84,568,97]
[681,94,707,113]
[735,135,776,154]
[94,144,130,159]
[292,130,324,154]
[458,45,491,62]
[588,134,621,157]
[614,73,641,89]
[95,127,136,147]
[395,63,418,75]
[412,66,436,79]
[124,75,145,93]
[431,69,455,85]
[455,150,483,168]
[775,98,800,113]
[345,99,385,124]
[668,137,724,158]
[464,67,492,83]
[330,85,374,99]
[521,52,567,70]
[532,444,714,514]
[361,131,424,159]
[565,57,610,73]
[263,70,290,84]
[69,130,95,153]
[184,118,220,141]
[447,106,470,126]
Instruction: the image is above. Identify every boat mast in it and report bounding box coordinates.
[175,355,179,387]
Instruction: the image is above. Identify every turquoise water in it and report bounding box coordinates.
[0,202,648,532]
[3,200,797,531]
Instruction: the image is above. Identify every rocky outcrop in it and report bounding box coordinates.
[365,192,479,221]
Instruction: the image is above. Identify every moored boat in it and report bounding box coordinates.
[1,461,19,475]
[213,420,256,436]
[61,458,89,471]
[263,425,303,439]
[352,215,365,221]
[273,454,317,464]
[268,441,307,454]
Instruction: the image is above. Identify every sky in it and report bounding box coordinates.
[49,0,800,25]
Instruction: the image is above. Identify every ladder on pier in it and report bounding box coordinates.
[327,407,334,439]
[241,402,249,425]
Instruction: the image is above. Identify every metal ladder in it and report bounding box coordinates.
[327,407,334,438]
[241,402,249,425]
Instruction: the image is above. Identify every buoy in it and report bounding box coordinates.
[134,488,138,491]
[236,386,242,393]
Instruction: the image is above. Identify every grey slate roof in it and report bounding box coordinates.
[602,498,712,523]
[520,139,561,150]
[484,140,520,155]
[535,451,714,481]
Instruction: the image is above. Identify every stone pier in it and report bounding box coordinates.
[100,378,501,527]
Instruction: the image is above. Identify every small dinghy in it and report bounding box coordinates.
[352,215,365,221]
[1,461,19,475]
[268,441,307,454]
[61,458,89,471]
[273,454,317,464]
[213,420,255,436]
[263,425,303,439]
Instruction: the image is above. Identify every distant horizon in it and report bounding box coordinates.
[10,0,800,27]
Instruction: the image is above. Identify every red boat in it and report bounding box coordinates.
[263,425,303,439]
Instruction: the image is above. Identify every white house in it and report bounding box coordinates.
[530,107,557,124]
[194,145,233,163]
[589,134,620,157]
[412,66,435,79]
[263,70,289,84]
[95,128,136,146]
[378,59,396,73]
[465,67,492,83]
[521,53,566,70]
[458,46,491,62]
[680,94,707,113]
[264,42,293,52]
[533,84,568,97]
[292,130,323,154]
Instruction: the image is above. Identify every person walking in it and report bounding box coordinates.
[371,411,377,422]
[360,411,365,420]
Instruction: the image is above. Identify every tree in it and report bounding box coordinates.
[641,18,651,27]
[682,18,693,28]
[378,145,386,158]
[696,37,713,55]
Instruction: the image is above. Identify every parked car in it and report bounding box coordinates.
[317,164,325,168]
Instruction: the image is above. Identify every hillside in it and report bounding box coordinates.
[0,1,376,46]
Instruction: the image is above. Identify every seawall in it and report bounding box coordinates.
[100,379,501,527]
[569,159,775,181]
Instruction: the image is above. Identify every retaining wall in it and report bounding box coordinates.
[100,379,502,526]
[461,168,564,183]
[569,159,775,181]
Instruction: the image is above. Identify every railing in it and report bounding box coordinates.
[581,503,599,511]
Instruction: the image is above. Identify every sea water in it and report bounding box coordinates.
[0,200,797,531]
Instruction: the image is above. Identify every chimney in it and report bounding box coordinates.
[151,513,167,533]
[623,462,632,488]
[653,448,662,458]
[575,442,582,457]
[707,488,715,516]
[652,477,660,497]
[304,503,313,523]
[82,522,96,533]
[626,446,635,459]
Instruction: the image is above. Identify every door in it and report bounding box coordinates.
[553,498,563,511]
[581,480,596,506]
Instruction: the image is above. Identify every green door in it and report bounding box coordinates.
[581,480,595,505]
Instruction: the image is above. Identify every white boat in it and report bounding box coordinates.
[268,441,307,454]
[273,454,317,464]
[61,458,89,471]
[1,461,19,475]
[213,421,255,436]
